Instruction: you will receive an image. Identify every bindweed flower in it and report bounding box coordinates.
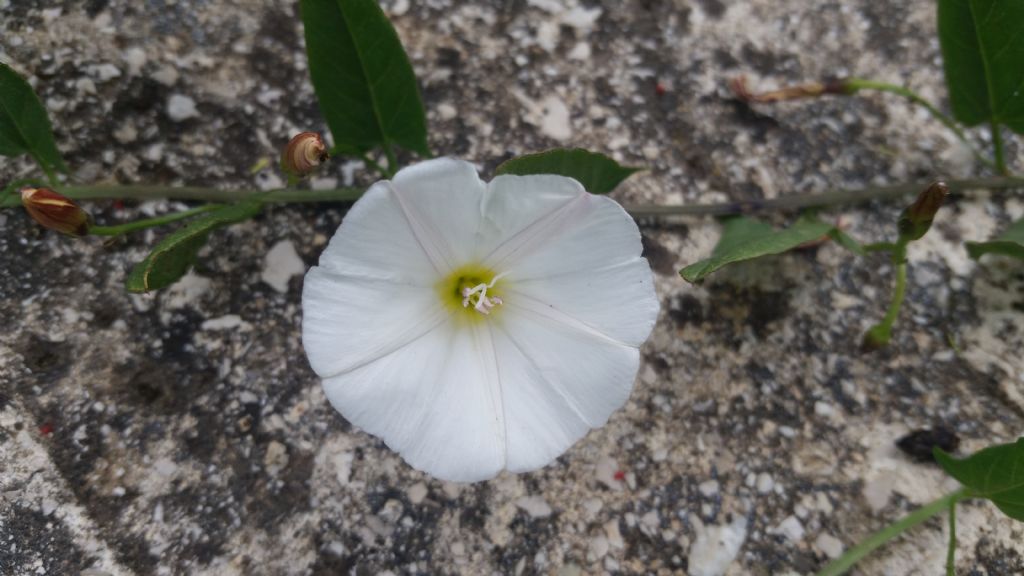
[20,187,91,237]
[281,131,328,178]
[302,158,659,482]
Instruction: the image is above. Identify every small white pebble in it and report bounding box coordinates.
[437,103,457,120]
[816,534,844,559]
[261,240,306,294]
[515,495,553,518]
[166,94,198,122]
[151,65,179,86]
[698,479,719,497]
[123,47,147,75]
[774,516,805,542]
[814,401,835,417]
[588,535,609,560]
[91,63,121,82]
[407,482,428,505]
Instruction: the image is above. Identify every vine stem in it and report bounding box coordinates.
[883,260,907,324]
[946,496,958,576]
[360,153,391,180]
[54,176,1024,218]
[815,488,970,576]
[863,246,907,348]
[737,77,997,172]
[383,143,399,178]
[89,204,222,236]
[990,121,1008,175]
[844,79,996,171]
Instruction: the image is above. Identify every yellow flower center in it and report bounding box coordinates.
[437,263,506,322]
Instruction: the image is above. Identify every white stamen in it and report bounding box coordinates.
[461,273,508,315]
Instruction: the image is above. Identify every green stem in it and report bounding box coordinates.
[58,185,365,204]
[31,152,60,187]
[383,143,399,178]
[864,241,908,347]
[883,243,909,324]
[89,204,221,236]
[863,242,896,253]
[845,78,996,171]
[946,497,958,576]
[816,488,970,576]
[52,176,1024,217]
[1,178,45,208]
[990,121,1008,175]
[361,154,391,180]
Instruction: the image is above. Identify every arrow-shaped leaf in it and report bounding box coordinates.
[938,0,1024,134]
[495,148,641,194]
[125,201,263,293]
[0,62,67,176]
[936,438,1024,521]
[966,218,1024,261]
[300,0,429,157]
[680,216,838,283]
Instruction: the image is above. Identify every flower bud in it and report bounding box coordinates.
[898,181,948,242]
[20,187,91,237]
[281,132,328,178]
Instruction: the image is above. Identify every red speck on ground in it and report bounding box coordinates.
[613,470,626,481]
[112,200,125,210]
[39,422,54,436]
[655,82,667,96]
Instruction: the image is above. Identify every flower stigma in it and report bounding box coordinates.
[438,264,508,321]
[462,275,505,314]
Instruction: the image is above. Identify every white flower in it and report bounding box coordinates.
[302,158,659,482]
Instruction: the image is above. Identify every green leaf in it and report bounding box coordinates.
[0,62,67,175]
[938,0,1024,133]
[300,0,429,157]
[0,192,18,209]
[935,438,1024,521]
[966,218,1024,260]
[125,201,263,293]
[829,228,866,257]
[710,216,774,257]
[495,148,641,194]
[680,216,834,283]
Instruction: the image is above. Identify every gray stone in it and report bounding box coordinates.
[1,1,1023,575]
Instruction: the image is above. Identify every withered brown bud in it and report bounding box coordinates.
[730,76,852,103]
[898,181,949,242]
[20,187,91,237]
[281,132,328,178]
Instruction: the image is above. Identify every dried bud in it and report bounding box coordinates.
[20,187,91,237]
[898,181,948,242]
[281,132,328,178]
[730,76,852,103]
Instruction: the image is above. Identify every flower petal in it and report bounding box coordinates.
[314,181,439,283]
[494,301,642,472]
[320,319,506,482]
[489,325,591,473]
[302,267,444,378]
[482,175,641,279]
[504,258,658,347]
[389,157,488,271]
[478,174,585,267]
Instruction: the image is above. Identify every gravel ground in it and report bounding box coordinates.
[2,1,1023,575]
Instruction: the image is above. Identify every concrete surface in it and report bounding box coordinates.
[1,0,1023,574]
